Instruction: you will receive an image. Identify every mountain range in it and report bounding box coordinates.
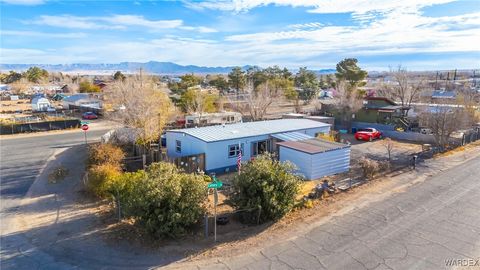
[0,61,335,75]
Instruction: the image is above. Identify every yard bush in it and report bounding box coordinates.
[231,154,302,223]
[358,157,379,180]
[119,162,208,238]
[87,143,125,168]
[86,164,122,198]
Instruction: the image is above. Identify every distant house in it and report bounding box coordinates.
[62,93,102,110]
[431,90,456,102]
[31,97,51,112]
[0,84,10,92]
[184,111,242,127]
[354,97,409,124]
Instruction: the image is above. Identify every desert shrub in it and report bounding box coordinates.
[86,164,122,198]
[87,143,125,168]
[358,157,379,180]
[231,153,302,223]
[123,162,208,238]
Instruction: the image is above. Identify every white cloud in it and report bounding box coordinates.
[184,0,457,15]
[1,0,45,5]
[103,15,183,29]
[27,14,216,33]
[1,30,88,38]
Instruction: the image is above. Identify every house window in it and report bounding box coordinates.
[228,144,243,158]
[252,140,269,156]
[176,140,181,153]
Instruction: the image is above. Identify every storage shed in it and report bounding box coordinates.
[166,119,331,174]
[31,97,51,112]
[278,138,350,180]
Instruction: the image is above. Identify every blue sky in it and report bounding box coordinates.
[1,0,479,70]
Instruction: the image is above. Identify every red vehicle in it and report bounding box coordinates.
[82,112,98,120]
[354,128,382,141]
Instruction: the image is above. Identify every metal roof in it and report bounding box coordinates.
[271,131,313,141]
[168,119,330,142]
[277,138,350,154]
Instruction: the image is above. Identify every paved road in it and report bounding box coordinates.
[187,155,480,270]
[0,128,110,234]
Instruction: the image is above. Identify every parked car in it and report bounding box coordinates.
[354,128,382,141]
[82,112,98,120]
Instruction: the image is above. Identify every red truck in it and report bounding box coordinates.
[354,128,383,142]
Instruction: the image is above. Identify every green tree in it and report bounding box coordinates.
[24,66,48,83]
[1,71,22,84]
[113,71,126,81]
[335,58,368,88]
[79,81,101,93]
[208,75,229,92]
[124,162,207,238]
[231,154,302,223]
[246,66,267,89]
[228,67,246,93]
[295,67,320,104]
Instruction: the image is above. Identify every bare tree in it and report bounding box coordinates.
[381,138,395,162]
[333,79,364,127]
[106,74,172,146]
[419,105,468,148]
[378,66,423,115]
[238,79,281,121]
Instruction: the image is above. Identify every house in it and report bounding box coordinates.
[166,119,333,175]
[62,94,102,110]
[354,97,409,125]
[185,111,242,127]
[278,138,351,180]
[31,97,51,112]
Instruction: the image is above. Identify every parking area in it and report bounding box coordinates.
[341,133,422,163]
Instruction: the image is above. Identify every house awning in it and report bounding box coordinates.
[271,131,314,142]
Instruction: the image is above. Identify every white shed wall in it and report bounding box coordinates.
[310,148,350,179]
[279,146,350,180]
[279,146,312,179]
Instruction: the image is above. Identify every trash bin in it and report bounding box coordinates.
[351,127,357,134]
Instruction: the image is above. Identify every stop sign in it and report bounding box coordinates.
[81,124,89,131]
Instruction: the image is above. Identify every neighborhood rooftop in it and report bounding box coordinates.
[169,119,330,142]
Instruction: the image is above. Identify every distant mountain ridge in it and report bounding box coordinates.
[0,61,335,75]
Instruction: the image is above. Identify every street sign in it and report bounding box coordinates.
[208,181,223,189]
[81,124,89,131]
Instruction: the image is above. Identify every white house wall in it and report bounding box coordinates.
[166,132,206,158]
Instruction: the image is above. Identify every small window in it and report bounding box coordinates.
[228,144,243,158]
[176,140,181,153]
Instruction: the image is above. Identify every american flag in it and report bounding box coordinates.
[237,144,242,174]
